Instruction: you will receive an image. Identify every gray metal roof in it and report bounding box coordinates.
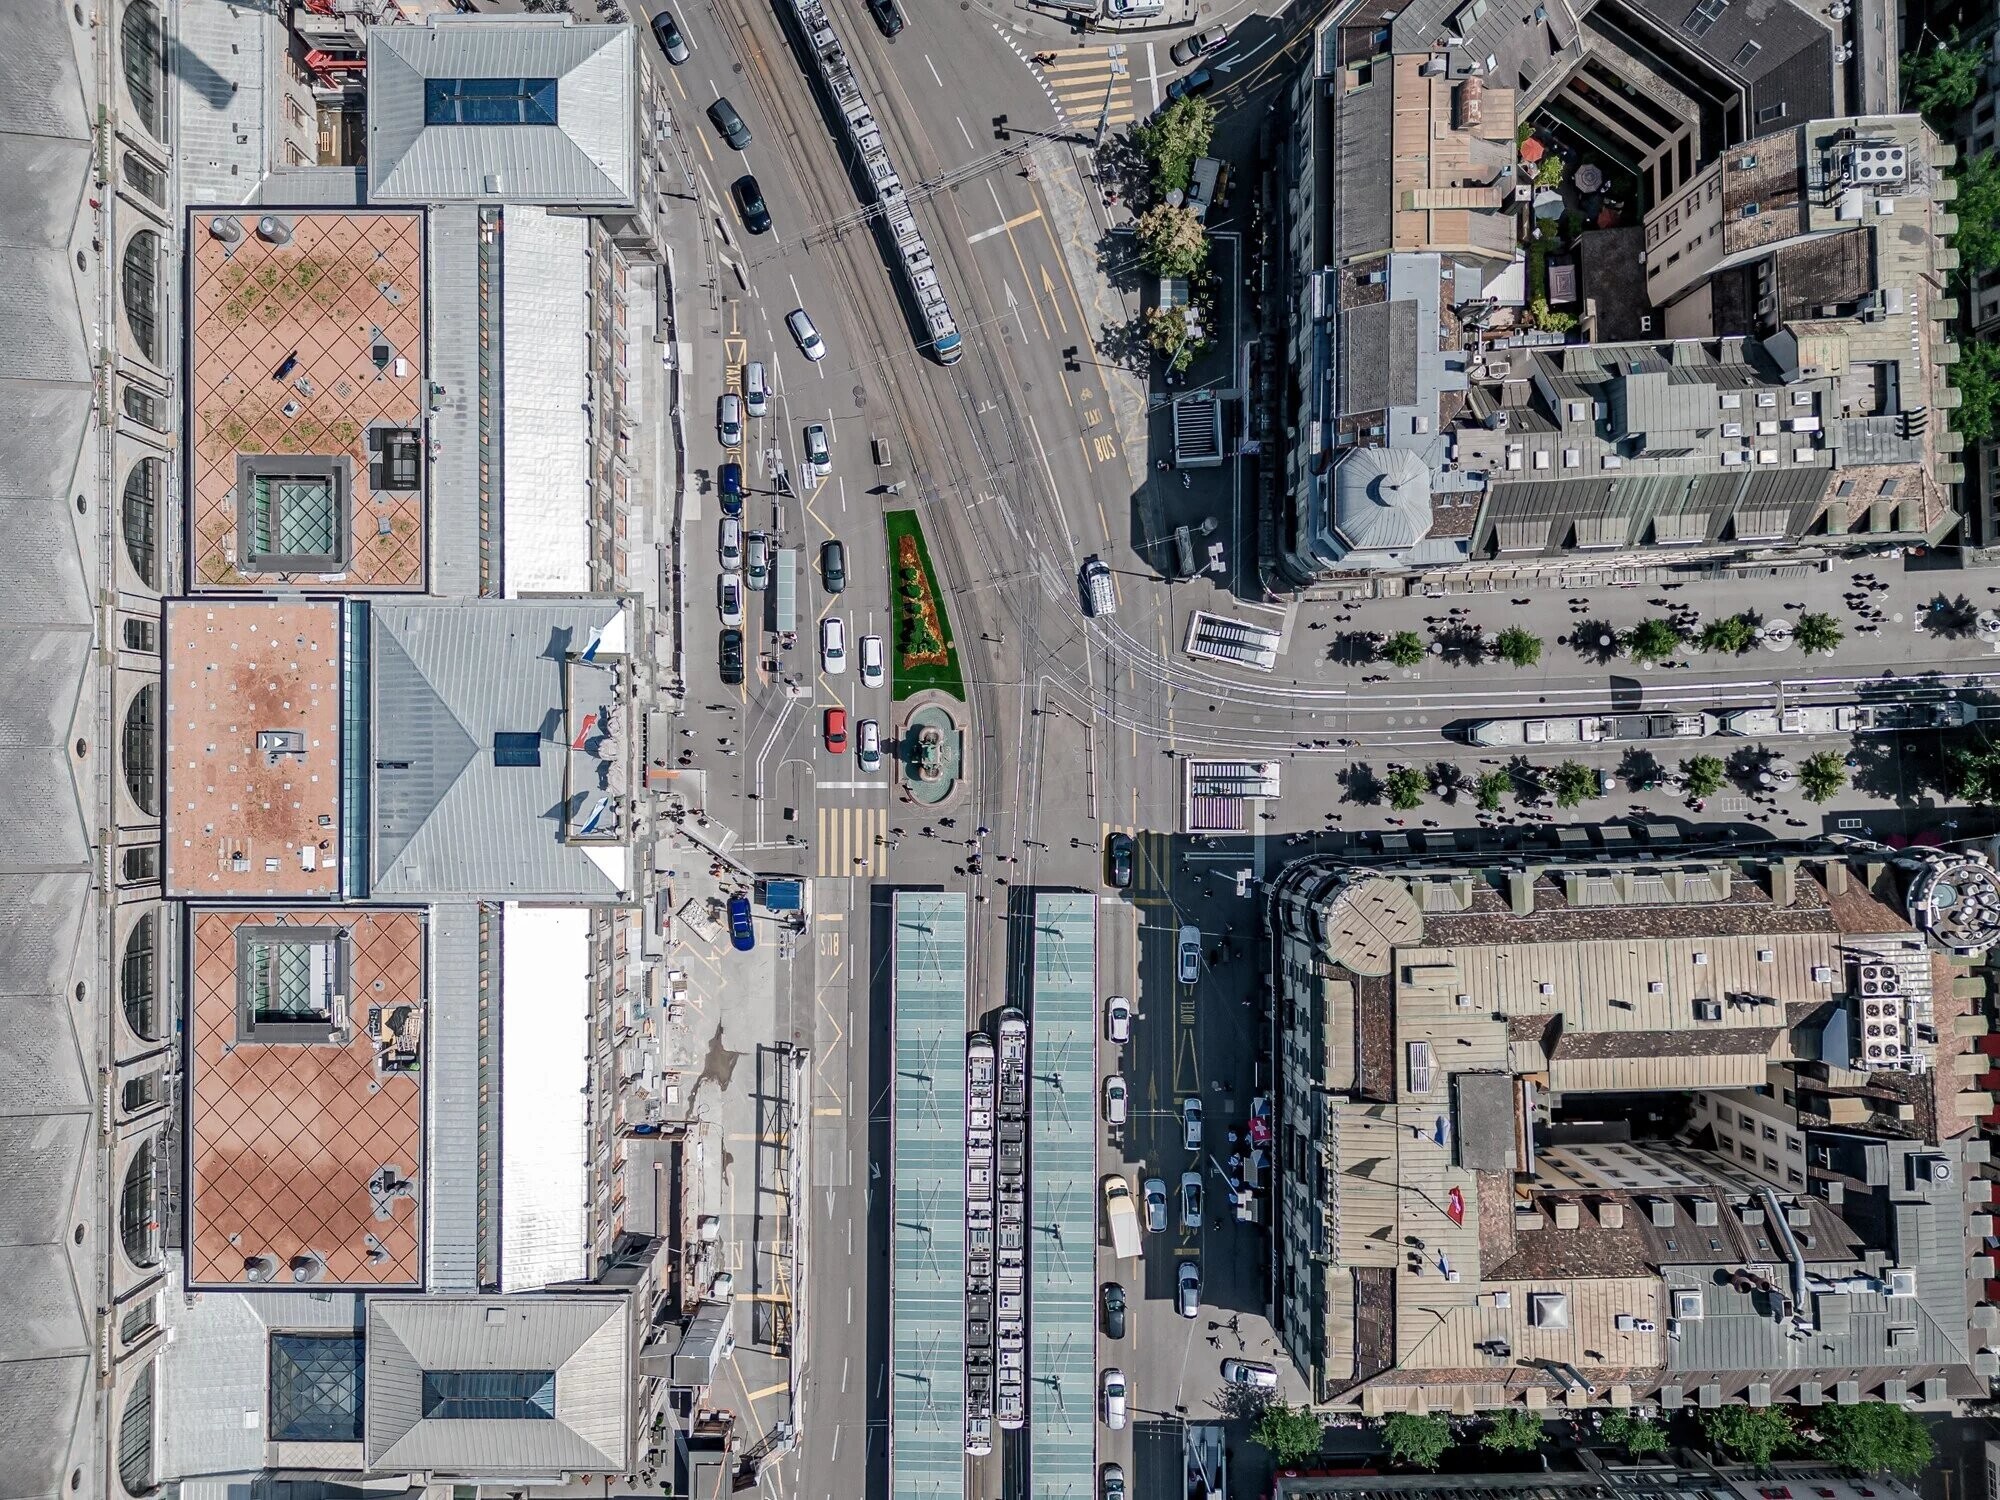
[427,205,484,600]
[176,0,283,206]
[1342,300,1418,415]
[1335,79,1392,263]
[426,903,484,1292]
[0,6,103,1495]
[364,1294,631,1473]
[1029,894,1096,1500]
[368,599,630,900]
[889,892,967,1500]
[1333,447,1434,555]
[368,18,636,207]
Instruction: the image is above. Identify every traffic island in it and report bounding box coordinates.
[883,507,966,701]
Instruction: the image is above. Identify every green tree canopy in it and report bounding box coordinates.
[1143,303,1207,373]
[1134,203,1209,278]
[1798,750,1848,803]
[1385,766,1428,811]
[1623,616,1683,663]
[1481,1410,1545,1453]
[1947,732,2000,802]
[1794,611,1844,656]
[1904,35,1985,121]
[1952,336,2000,446]
[1495,625,1543,667]
[1810,1401,1935,1480]
[1132,95,1217,194]
[1534,154,1566,188]
[1698,614,1757,654]
[1381,1412,1453,1471]
[1602,1412,1669,1459]
[1952,151,2000,276]
[1475,770,1512,811]
[1550,759,1598,809]
[1250,1402,1325,1466]
[1682,754,1726,799]
[1381,630,1427,668]
[1699,1405,1798,1466]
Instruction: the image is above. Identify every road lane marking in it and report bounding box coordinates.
[988,181,1050,339]
[957,115,975,150]
[925,53,943,86]
[967,207,1046,245]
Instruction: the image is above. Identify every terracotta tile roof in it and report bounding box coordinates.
[187,907,425,1287]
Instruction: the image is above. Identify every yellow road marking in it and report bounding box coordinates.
[745,1381,791,1401]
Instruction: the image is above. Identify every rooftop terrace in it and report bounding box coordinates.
[188,209,427,591]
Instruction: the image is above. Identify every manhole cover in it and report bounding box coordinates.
[852,384,867,409]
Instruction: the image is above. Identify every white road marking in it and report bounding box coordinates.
[957,115,976,150]
[1146,41,1161,108]
[925,52,943,86]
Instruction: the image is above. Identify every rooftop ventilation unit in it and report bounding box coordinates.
[1671,1289,1704,1320]
[1855,962,1899,998]
[1917,1153,1952,1183]
[1845,143,1907,185]
[1887,1268,1917,1297]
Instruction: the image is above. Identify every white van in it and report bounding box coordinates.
[1103,0,1164,17]
[745,361,769,418]
[1080,556,1116,617]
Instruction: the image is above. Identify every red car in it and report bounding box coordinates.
[823,707,848,753]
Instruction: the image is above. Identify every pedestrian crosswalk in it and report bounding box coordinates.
[818,804,891,879]
[1038,47,1136,132]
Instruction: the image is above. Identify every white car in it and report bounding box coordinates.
[1103,1074,1128,1126]
[820,615,847,674]
[744,360,769,417]
[857,717,881,772]
[1104,995,1131,1045]
[1180,1170,1202,1229]
[787,307,826,362]
[1142,1177,1167,1233]
[804,422,831,476]
[719,516,742,570]
[1177,924,1202,985]
[859,633,885,689]
[1100,1368,1128,1430]
[1176,1259,1201,1318]
[718,572,744,628]
[1182,1096,1203,1151]
[718,392,743,448]
[1220,1359,1278,1390]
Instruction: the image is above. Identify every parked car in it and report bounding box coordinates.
[787,307,826,361]
[1142,1177,1167,1232]
[820,615,847,673]
[718,460,744,516]
[820,538,846,593]
[732,174,771,234]
[1103,1074,1128,1126]
[718,572,744,627]
[1102,0,1163,16]
[1180,1170,1202,1229]
[718,627,744,685]
[1182,1096,1203,1151]
[859,633,884,688]
[719,516,742,570]
[804,422,831,476]
[744,360,769,417]
[718,392,743,448]
[1106,831,1134,889]
[1166,67,1213,102]
[707,96,752,149]
[1177,924,1202,985]
[745,531,770,589]
[823,706,848,753]
[651,9,690,62]
[1176,1260,1201,1317]
[1169,26,1227,65]
[866,0,905,35]
[707,1270,734,1299]
[1100,1368,1128,1430]
[727,893,755,951]
[857,717,881,772]
[1220,1359,1278,1390]
[1101,1282,1126,1339]
[1101,1465,1127,1500]
[1104,994,1130,1044]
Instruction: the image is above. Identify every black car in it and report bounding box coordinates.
[719,627,745,684]
[732,175,771,234]
[821,538,846,594]
[1101,1282,1126,1340]
[866,0,905,36]
[651,10,690,62]
[1166,67,1213,102]
[1106,831,1134,889]
[707,96,752,150]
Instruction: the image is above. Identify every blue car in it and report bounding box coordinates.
[728,894,755,951]
[719,462,744,517]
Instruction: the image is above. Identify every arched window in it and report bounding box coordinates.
[121,913,157,1042]
[119,1139,159,1269]
[121,460,158,586]
[120,2,166,142]
[122,685,158,815]
[116,1363,155,1495]
[122,234,161,364]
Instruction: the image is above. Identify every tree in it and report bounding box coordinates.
[1381,630,1427,668]
[1250,1401,1325,1466]
[1623,616,1683,664]
[1682,753,1726,799]
[1381,1412,1453,1471]
[1144,303,1207,373]
[1602,1412,1669,1459]
[1475,770,1511,811]
[1903,35,1985,122]
[1698,614,1757,654]
[1534,154,1566,188]
[1947,733,2000,802]
[1528,296,1578,334]
[1951,336,2000,445]
[1134,203,1209,278]
[1810,1402,1935,1480]
[1952,151,2000,276]
[1131,95,1216,195]
[1799,750,1847,803]
[1385,766,1428,811]
[1494,625,1543,668]
[1549,759,1599,809]
[1481,1410,1545,1453]
[1793,611,1844,656]
[1699,1405,1798,1466]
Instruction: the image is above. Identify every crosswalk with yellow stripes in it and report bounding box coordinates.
[1038,47,1136,132]
[817,805,891,879]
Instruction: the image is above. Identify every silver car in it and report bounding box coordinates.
[787,307,826,361]
[1176,1259,1201,1318]
[1142,1177,1167,1233]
